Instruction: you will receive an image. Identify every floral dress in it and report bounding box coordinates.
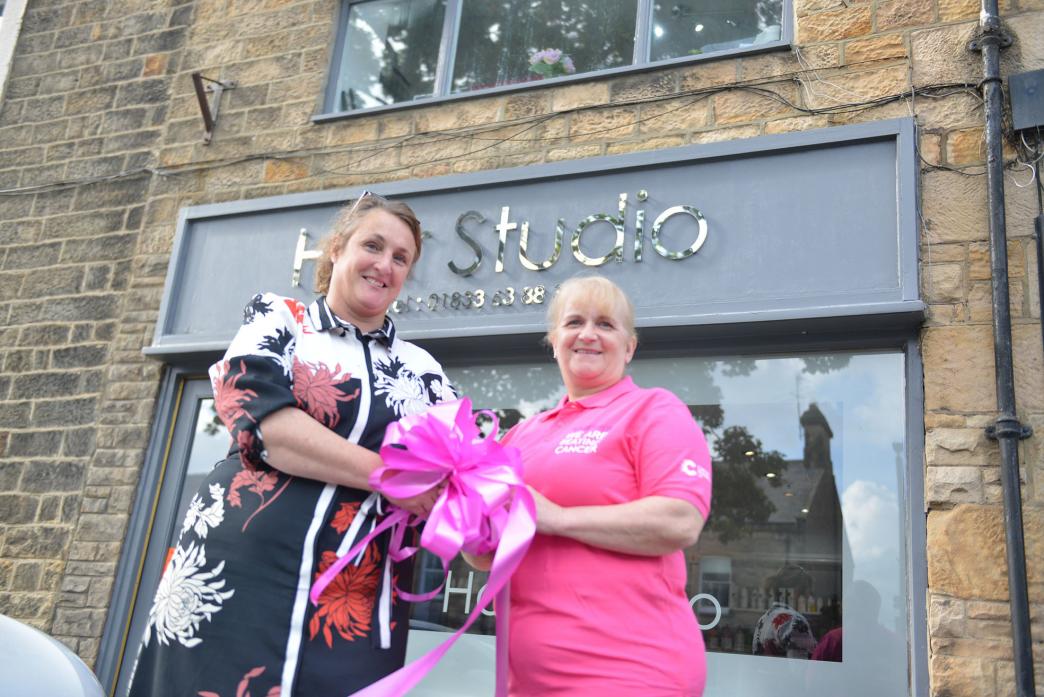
[127,293,454,697]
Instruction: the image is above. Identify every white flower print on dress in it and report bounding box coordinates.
[374,359,429,417]
[145,541,235,648]
[181,483,226,539]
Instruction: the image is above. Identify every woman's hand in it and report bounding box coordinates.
[528,486,565,535]
[384,479,445,519]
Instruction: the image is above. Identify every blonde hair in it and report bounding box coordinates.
[314,195,422,294]
[545,275,637,345]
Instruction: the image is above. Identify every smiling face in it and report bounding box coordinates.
[325,209,416,332]
[550,291,637,400]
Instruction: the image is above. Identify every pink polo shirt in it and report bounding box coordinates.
[502,377,712,696]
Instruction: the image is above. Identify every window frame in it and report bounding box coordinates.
[316,0,793,121]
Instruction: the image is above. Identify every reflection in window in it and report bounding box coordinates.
[336,0,446,110]
[650,0,783,62]
[328,0,789,113]
[407,350,909,696]
[168,399,232,549]
[451,0,638,93]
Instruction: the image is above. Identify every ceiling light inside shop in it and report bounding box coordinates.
[654,24,664,38]
[766,472,776,478]
[784,492,793,497]
[801,508,809,514]
[694,23,704,32]
[744,450,755,457]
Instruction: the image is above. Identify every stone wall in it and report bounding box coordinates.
[0,0,1041,693]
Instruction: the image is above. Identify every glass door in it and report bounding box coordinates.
[109,379,231,697]
[405,349,911,697]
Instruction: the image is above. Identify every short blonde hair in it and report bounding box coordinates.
[314,195,422,294]
[545,275,637,345]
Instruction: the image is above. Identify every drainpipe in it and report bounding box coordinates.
[968,3,1036,696]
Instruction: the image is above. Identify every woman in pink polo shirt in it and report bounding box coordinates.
[473,275,712,696]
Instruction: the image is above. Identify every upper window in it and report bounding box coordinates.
[325,0,786,115]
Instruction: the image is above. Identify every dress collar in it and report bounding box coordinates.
[307,296,396,347]
[548,376,637,415]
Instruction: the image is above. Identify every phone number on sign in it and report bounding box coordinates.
[391,285,548,313]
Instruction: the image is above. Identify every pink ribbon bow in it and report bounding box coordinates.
[309,398,536,697]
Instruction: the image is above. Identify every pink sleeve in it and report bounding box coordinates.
[632,390,712,519]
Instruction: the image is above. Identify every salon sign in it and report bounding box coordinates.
[292,190,708,315]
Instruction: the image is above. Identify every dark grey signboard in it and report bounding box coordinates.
[148,118,920,355]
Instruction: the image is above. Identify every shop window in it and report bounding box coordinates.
[324,0,787,115]
[405,349,912,696]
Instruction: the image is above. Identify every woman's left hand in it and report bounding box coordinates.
[528,486,564,535]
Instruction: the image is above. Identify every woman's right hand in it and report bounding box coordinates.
[383,477,445,519]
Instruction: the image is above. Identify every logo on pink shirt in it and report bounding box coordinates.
[681,458,711,480]
[554,429,608,454]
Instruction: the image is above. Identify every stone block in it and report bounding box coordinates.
[691,124,762,144]
[845,34,907,65]
[5,430,65,457]
[929,594,967,638]
[926,465,984,505]
[2,242,61,271]
[19,265,84,298]
[51,607,107,637]
[875,0,934,30]
[326,120,379,146]
[32,397,99,427]
[922,325,996,412]
[263,159,309,183]
[714,83,799,124]
[20,461,86,493]
[804,64,909,110]
[2,525,72,559]
[76,514,125,543]
[763,115,831,134]
[568,106,638,142]
[610,72,677,102]
[946,127,986,165]
[932,636,1013,660]
[927,504,1010,600]
[414,99,505,134]
[938,0,981,21]
[115,78,171,108]
[504,92,551,120]
[11,562,43,592]
[638,99,712,135]
[546,144,603,161]
[923,263,964,303]
[677,59,740,90]
[606,135,687,156]
[0,494,40,524]
[911,22,980,87]
[797,5,873,43]
[61,427,97,459]
[922,170,988,243]
[925,428,993,465]
[1013,324,1044,412]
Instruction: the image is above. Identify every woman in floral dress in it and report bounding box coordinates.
[127,194,453,697]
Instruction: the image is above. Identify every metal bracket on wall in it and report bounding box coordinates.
[967,27,1013,52]
[191,72,237,145]
[985,416,1033,441]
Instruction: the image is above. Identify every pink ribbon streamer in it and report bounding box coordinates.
[309,398,536,697]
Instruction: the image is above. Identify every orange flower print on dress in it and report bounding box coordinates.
[330,502,362,534]
[198,665,280,697]
[309,545,380,648]
[292,358,360,429]
[212,360,258,429]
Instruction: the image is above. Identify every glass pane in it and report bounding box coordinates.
[167,399,234,548]
[335,0,446,110]
[406,350,909,697]
[651,0,783,61]
[452,0,638,93]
